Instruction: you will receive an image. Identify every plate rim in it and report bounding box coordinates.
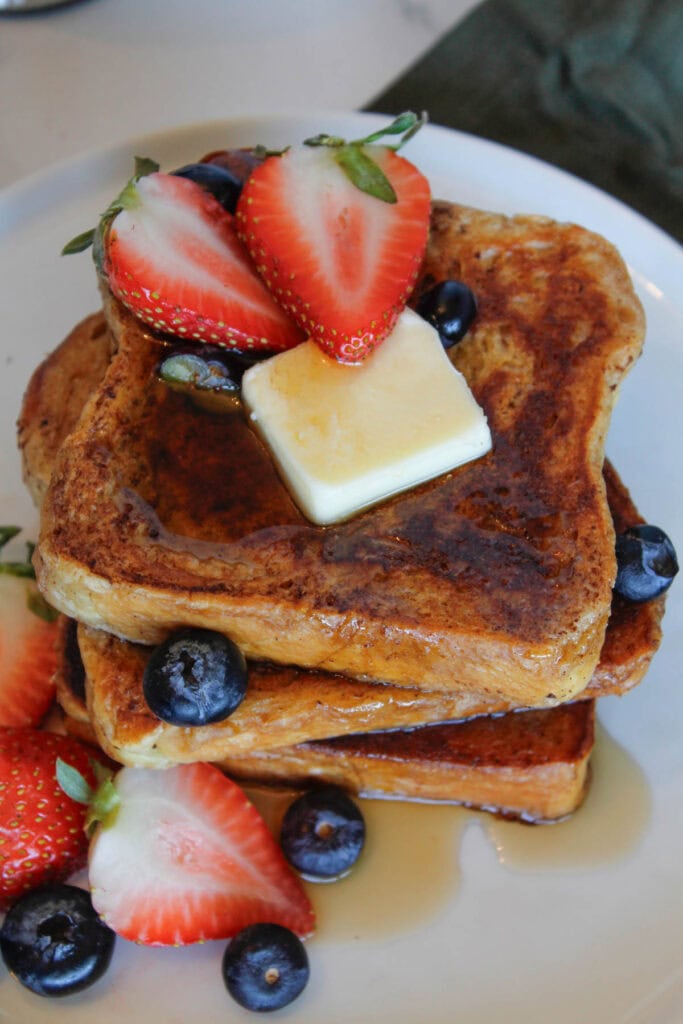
[2,109,682,267]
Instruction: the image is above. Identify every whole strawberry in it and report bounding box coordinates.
[236,112,431,363]
[0,728,99,909]
[0,526,59,729]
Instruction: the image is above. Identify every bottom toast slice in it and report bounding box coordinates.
[216,702,595,823]
[55,619,593,822]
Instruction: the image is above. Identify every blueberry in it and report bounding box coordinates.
[171,162,243,213]
[143,628,248,726]
[159,351,242,393]
[222,923,309,1013]
[200,148,264,186]
[280,786,365,880]
[159,347,272,394]
[614,524,678,602]
[0,884,115,998]
[416,279,477,347]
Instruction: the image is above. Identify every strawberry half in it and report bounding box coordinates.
[236,114,431,362]
[81,763,314,946]
[0,728,100,908]
[64,165,304,353]
[0,527,59,729]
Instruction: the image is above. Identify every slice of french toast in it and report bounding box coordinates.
[31,200,644,704]
[29,330,634,823]
[216,701,596,823]
[55,617,593,822]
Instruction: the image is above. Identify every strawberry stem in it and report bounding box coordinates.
[57,757,94,805]
[61,228,96,255]
[301,133,346,148]
[61,155,160,264]
[354,110,428,150]
[0,526,21,550]
[57,757,121,837]
[253,144,290,159]
[0,526,38,580]
[335,145,397,203]
[27,589,60,622]
[85,776,120,836]
[302,111,427,203]
[0,527,59,620]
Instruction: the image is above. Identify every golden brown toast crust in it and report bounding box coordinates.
[589,461,665,697]
[77,628,496,766]
[25,323,659,765]
[50,464,661,768]
[34,202,644,704]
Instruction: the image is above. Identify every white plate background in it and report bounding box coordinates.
[0,114,682,1023]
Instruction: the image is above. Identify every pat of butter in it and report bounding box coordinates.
[242,308,491,524]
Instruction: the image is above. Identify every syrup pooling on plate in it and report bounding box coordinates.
[486,722,651,871]
[248,723,650,942]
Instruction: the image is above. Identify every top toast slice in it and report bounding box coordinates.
[33,201,645,705]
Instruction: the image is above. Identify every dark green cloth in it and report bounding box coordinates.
[366,0,683,243]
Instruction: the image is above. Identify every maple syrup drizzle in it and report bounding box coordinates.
[248,724,650,941]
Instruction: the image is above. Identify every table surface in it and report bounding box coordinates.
[0,0,480,190]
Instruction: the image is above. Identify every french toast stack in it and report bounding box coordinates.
[18,199,664,822]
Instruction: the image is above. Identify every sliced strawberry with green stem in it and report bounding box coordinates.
[0,526,59,729]
[60,761,315,946]
[236,111,432,362]
[63,162,304,353]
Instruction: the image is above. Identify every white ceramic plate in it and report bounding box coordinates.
[1,114,682,1024]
